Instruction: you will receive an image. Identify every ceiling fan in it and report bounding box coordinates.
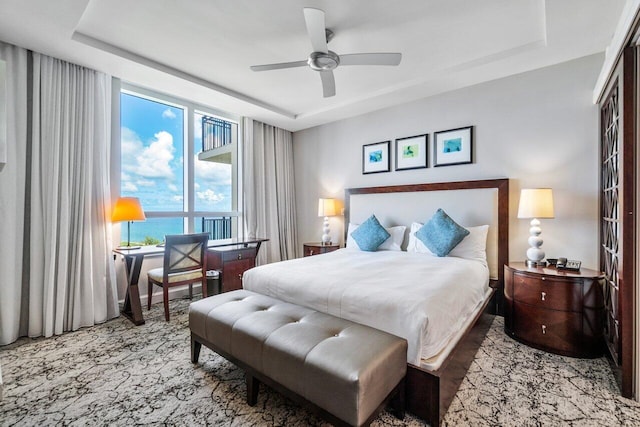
[250,8,402,98]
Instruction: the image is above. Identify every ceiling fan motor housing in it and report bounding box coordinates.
[308,51,340,71]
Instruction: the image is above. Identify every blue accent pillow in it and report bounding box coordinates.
[415,209,470,257]
[350,215,390,251]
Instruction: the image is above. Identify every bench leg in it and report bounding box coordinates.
[191,335,202,363]
[246,372,260,406]
[389,378,406,420]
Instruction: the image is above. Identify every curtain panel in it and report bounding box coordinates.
[243,118,298,264]
[0,42,118,345]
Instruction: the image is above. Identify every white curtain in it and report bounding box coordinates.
[243,118,298,264]
[0,42,118,345]
[0,42,29,345]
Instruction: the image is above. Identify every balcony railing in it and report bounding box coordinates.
[202,116,232,152]
[202,216,232,240]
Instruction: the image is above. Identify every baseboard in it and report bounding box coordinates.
[118,283,205,306]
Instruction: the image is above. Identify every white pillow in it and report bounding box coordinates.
[449,225,489,264]
[347,223,406,251]
[407,222,488,263]
[407,222,430,254]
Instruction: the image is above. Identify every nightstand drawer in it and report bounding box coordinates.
[513,272,582,312]
[218,248,256,262]
[513,302,582,354]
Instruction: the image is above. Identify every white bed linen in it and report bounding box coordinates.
[243,248,489,365]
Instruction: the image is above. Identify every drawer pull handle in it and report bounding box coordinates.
[310,250,314,255]
[542,325,546,334]
[237,254,242,260]
[541,291,546,301]
[238,273,243,281]
[541,277,545,281]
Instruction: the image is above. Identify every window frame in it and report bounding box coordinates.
[112,79,242,242]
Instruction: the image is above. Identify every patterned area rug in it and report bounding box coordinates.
[1,298,639,426]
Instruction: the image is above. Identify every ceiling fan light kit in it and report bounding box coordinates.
[308,51,340,71]
[250,7,402,97]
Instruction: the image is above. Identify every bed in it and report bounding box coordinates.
[244,178,509,425]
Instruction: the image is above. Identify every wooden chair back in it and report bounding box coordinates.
[163,233,209,279]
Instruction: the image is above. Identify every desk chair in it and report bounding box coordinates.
[147,233,209,321]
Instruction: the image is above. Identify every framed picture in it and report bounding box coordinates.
[395,134,428,171]
[362,141,390,174]
[433,126,473,167]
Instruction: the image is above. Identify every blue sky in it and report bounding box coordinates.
[120,93,232,213]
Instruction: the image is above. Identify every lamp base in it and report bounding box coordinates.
[525,259,547,268]
[116,245,141,250]
[321,216,331,245]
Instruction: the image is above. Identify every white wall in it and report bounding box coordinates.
[292,54,602,269]
[0,59,6,167]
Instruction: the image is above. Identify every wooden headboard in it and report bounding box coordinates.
[344,178,509,315]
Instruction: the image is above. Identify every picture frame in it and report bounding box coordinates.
[362,141,390,174]
[433,126,473,167]
[395,134,428,171]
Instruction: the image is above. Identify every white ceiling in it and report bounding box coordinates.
[0,0,626,131]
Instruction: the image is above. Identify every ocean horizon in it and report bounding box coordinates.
[122,216,233,244]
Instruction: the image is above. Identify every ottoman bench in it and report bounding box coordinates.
[189,290,407,427]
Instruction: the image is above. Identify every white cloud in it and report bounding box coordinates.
[194,156,231,185]
[133,131,175,179]
[121,127,143,158]
[121,127,177,183]
[136,179,155,187]
[197,189,225,203]
[122,181,138,192]
[194,182,200,190]
[162,108,177,119]
[172,195,184,202]
[168,184,178,192]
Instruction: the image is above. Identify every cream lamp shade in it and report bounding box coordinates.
[318,198,337,217]
[112,197,146,249]
[318,198,337,244]
[517,188,554,267]
[517,188,555,219]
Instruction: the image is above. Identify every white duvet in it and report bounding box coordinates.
[243,248,489,365]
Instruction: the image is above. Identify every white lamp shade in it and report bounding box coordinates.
[318,198,337,217]
[112,197,146,222]
[517,189,554,219]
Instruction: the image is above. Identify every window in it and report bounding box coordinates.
[117,85,240,245]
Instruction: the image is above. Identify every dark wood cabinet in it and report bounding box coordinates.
[303,242,340,257]
[504,262,605,358]
[207,244,262,293]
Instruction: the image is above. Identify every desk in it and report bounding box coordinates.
[114,238,268,325]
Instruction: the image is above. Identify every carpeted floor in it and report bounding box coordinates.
[1,298,639,426]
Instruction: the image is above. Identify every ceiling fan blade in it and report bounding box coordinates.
[303,8,328,53]
[339,53,402,66]
[319,70,335,98]
[250,60,308,72]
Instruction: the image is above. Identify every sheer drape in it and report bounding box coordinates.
[0,42,118,345]
[0,42,29,345]
[243,118,297,264]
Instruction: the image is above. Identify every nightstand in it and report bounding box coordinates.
[303,242,339,257]
[207,243,264,293]
[504,262,605,358]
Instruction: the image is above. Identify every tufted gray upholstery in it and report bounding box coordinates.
[189,290,407,427]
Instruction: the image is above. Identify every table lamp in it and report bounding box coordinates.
[112,197,146,250]
[517,188,554,267]
[318,198,337,245]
